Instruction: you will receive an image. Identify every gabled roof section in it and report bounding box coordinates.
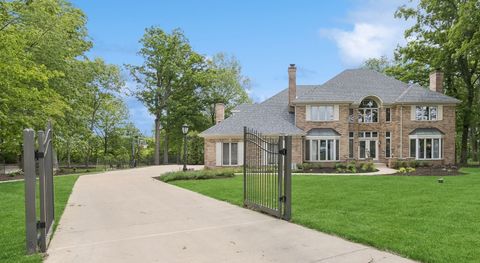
[294,69,460,105]
[395,84,460,104]
[199,88,307,136]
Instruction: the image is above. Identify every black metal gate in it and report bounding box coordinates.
[243,127,291,220]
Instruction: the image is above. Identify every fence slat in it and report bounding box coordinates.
[23,129,36,254]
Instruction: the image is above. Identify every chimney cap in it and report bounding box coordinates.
[289,64,296,67]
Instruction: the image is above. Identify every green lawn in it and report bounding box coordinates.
[0,176,79,263]
[171,168,480,263]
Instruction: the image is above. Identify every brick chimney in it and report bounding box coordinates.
[215,103,225,124]
[429,70,444,94]
[288,64,297,112]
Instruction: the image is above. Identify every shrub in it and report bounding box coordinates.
[399,167,416,175]
[159,168,236,182]
[347,162,357,173]
[360,161,376,172]
[301,163,322,170]
[408,160,420,168]
[335,162,347,169]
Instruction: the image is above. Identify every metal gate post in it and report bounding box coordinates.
[23,129,36,254]
[283,136,292,221]
[243,126,247,204]
[277,136,284,218]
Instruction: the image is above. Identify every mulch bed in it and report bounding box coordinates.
[296,168,377,174]
[0,173,24,182]
[393,167,462,176]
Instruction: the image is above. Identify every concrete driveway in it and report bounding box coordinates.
[46,165,415,263]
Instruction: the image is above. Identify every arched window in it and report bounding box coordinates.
[358,98,379,123]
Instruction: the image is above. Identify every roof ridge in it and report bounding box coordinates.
[395,84,414,102]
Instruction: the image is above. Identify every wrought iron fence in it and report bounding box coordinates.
[243,127,291,220]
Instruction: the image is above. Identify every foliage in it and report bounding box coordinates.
[158,168,237,182]
[0,0,138,167]
[359,161,376,172]
[362,56,392,73]
[390,0,480,164]
[398,167,416,175]
[172,167,480,263]
[186,131,204,165]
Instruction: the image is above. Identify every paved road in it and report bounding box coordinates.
[46,165,415,263]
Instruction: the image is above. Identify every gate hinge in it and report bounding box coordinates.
[278,148,287,155]
[279,195,287,202]
[36,221,46,229]
[35,151,44,160]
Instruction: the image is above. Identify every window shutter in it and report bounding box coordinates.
[410,105,416,120]
[215,142,222,166]
[334,105,339,120]
[305,105,311,121]
[238,142,244,165]
[437,105,443,120]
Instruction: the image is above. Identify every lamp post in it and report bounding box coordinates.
[182,124,189,172]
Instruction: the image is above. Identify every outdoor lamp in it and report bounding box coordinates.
[182,124,189,171]
[182,124,189,135]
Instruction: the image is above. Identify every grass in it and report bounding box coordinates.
[0,175,79,263]
[158,168,240,182]
[170,168,480,263]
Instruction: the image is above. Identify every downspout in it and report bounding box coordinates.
[400,105,403,159]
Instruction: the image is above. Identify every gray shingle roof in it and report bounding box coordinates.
[295,69,460,105]
[200,68,460,137]
[199,103,305,137]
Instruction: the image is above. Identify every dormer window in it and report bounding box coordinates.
[358,98,378,123]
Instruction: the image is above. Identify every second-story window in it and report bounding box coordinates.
[310,105,334,121]
[358,99,378,123]
[415,106,437,121]
[386,108,391,122]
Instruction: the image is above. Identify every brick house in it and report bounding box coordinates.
[199,65,460,168]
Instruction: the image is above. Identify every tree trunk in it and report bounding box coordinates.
[472,127,479,162]
[154,117,160,165]
[66,139,71,168]
[163,131,169,164]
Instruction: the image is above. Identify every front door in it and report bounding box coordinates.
[359,139,378,160]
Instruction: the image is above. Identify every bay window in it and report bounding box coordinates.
[409,137,442,160]
[305,138,339,161]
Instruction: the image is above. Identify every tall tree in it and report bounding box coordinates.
[393,0,480,164]
[201,53,252,125]
[127,27,205,165]
[361,56,392,74]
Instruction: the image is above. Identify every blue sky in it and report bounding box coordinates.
[71,0,412,135]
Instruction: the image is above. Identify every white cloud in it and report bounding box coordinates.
[320,0,414,66]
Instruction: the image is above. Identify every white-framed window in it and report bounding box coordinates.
[358,99,379,123]
[415,106,438,121]
[222,142,238,165]
[385,131,391,158]
[358,131,378,138]
[409,137,442,160]
[305,137,339,161]
[385,108,391,122]
[310,105,334,121]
